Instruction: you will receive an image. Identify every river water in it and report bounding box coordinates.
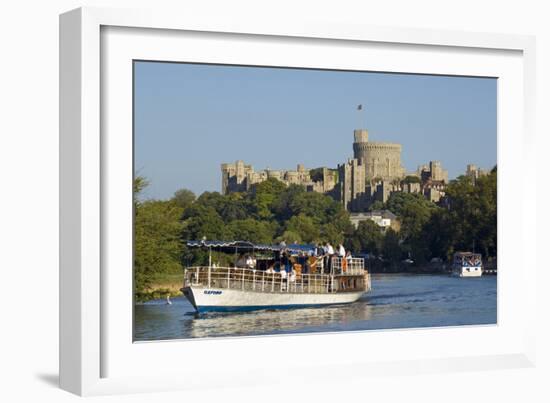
[134,274,497,341]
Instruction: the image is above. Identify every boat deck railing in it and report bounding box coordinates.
[184,265,371,294]
[330,257,365,275]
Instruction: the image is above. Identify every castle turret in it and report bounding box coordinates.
[353,129,369,144]
[221,160,254,194]
[352,128,404,181]
[353,129,369,165]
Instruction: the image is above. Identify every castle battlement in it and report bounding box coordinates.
[353,143,402,151]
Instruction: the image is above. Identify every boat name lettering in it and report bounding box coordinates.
[204,290,222,295]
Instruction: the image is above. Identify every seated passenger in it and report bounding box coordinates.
[281,250,292,273]
[245,255,256,269]
[289,270,296,282]
[303,258,310,274]
[235,254,247,268]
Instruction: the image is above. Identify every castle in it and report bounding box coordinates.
[221,128,454,211]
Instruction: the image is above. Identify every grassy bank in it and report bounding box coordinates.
[136,272,184,302]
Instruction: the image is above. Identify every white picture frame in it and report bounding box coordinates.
[60,6,537,396]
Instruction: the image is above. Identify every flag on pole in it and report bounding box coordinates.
[357,104,363,110]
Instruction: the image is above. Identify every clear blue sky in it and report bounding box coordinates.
[134,61,496,200]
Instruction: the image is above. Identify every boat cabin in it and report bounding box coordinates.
[453,252,482,267]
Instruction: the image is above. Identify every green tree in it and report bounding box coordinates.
[415,207,455,262]
[444,168,497,258]
[181,205,229,240]
[172,188,196,210]
[321,223,344,245]
[385,192,438,241]
[285,214,320,243]
[226,218,275,244]
[309,168,324,182]
[134,199,184,300]
[248,178,286,220]
[368,200,385,211]
[402,175,421,184]
[195,191,226,213]
[218,192,250,222]
[133,176,149,207]
[346,220,383,255]
[382,228,402,264]
[276,230,302,244]
[271,184,306,221]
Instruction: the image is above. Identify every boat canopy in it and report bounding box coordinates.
[453,252,482,258]
[186,240,315,255]
[453,251,482,267]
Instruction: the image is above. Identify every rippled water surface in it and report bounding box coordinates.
[134,274,497,341]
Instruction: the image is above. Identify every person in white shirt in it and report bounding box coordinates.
[245,255,256,269]
[345,250,352,263]
[336,244,345,272]
[325,242,335,273]
[344,250,353,272]
[289,270,296,283]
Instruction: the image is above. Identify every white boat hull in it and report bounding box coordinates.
[452,266,483,277]
[183,286,365,313]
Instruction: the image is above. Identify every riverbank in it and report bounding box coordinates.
[136,273,184,302]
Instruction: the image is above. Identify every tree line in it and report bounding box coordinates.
[134,167,496,300]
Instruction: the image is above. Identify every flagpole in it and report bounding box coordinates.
[357,104,366,129]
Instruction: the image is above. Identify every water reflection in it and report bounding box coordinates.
[188,300,374,338]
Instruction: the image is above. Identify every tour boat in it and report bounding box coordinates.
[181,240,371,313]
[451,251,483,277]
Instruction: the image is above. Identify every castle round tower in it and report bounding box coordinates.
[352,129,405,181]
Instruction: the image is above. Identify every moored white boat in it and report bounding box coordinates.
[451,251,483,277]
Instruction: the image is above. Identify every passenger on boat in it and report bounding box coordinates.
[345,250,353,267]
[337,244,346,257]
[303,257,311,274]
[281,249,292,273]
[235,253,248,268]
[337,244,346,271]
[245,255,256,269]
[315,243,324,257]
[289,269,296,282]
[298,252,310,274]
[324,242,335,273]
